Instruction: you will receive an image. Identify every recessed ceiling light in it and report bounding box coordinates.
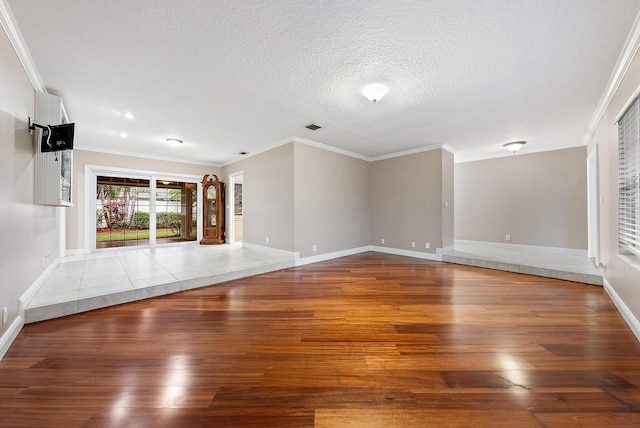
[124,112,134,120]
[119,132,127,138]
[166,138,183,145]
[362,83,389,102]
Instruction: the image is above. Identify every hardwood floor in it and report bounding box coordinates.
[1,252,639,427]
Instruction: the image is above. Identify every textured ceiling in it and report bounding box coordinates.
[6,0,640,164]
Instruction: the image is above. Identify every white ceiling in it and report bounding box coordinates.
[6,0,640,165]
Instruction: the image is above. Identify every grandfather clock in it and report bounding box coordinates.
[201,173,225,245]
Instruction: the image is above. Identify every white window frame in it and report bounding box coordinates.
[84,165,203,253]
[617,94,640,265]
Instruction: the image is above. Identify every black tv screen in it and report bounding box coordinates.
[41,123,74,152]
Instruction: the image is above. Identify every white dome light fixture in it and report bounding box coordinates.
[503,141,526,153]
[362,83,388,103]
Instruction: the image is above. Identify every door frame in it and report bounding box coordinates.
[587,145,600,264]
[84,165,202,253]
[227,171,244,244]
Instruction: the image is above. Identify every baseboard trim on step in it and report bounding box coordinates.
[0,315,24,360]
[454,240,588,257]
[241,242,297,258]
[603,277,640,344]
[19,257,60,317]
[371,246,443,261]
[295,246,371,266]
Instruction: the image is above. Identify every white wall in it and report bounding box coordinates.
[0,26,59,355]
[588,45,640,334]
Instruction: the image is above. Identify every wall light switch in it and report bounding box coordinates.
[506,234,511,241]
[312,244,317,252]
[266,237,270,244]
[411,242,416,248]
[381,238,384,244]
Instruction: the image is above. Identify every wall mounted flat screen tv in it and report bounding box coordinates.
[41,123,74,152]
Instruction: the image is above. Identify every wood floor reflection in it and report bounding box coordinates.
[1,252,639,427]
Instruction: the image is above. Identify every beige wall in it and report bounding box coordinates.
[67,150,219,251]
[222,143,295,251]
[370,149,453,253]
[293,142,370,258]
[588,48,640,323]
[441,150,455,249]
[455,147,588,249]
[0,29,59,339]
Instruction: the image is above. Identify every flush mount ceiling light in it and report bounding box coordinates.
[503,141,526,153]
[362,83,388,103]
[124,112,134,120]
[119,132,127,138]
[166,138,183,145]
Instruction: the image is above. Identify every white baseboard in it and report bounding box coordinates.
[65,248,88,257]
[371,246,443,261]
[295,246,370,266]
[0,316,24,360]
[19,257,60,316]
[454,239,588,257]
[603,277,640,343]
[436,245,455,255]
[241,242,297,258]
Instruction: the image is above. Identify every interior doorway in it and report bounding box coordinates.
[229,171,243,243]
[587,146,600,264]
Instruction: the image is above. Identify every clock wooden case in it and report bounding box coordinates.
[201,174,225,245]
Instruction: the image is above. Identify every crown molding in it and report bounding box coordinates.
[221,137,296,166]
[369,143,451,162]
[73,144,222,168]
[291,137,370,161]
[222,136,456,166]
[583,10,640,145]
[0,0,45,92]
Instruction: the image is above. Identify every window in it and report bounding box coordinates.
[618,96,640,260]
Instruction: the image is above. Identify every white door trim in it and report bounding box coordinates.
[587,145,600,264]
[228,171,244,244]
[84,165,202,253]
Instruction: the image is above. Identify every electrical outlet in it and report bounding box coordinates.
[425,242,430,249]
[2,307,7,325]
[381,238,384,244]
[411,242,416,248]
[506,234,511,241]
[266,237,270,244]
[444,201,449,208]
[312,244,317,252]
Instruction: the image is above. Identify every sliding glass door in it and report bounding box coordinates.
[91,169,201,250]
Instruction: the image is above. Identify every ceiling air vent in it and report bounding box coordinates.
[305,122,324,131]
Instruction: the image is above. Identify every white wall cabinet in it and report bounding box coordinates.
[34,93,72,207]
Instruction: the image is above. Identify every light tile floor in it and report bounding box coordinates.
[26,243,295,323]
[27,242,603,324]
[441,240,602,285]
